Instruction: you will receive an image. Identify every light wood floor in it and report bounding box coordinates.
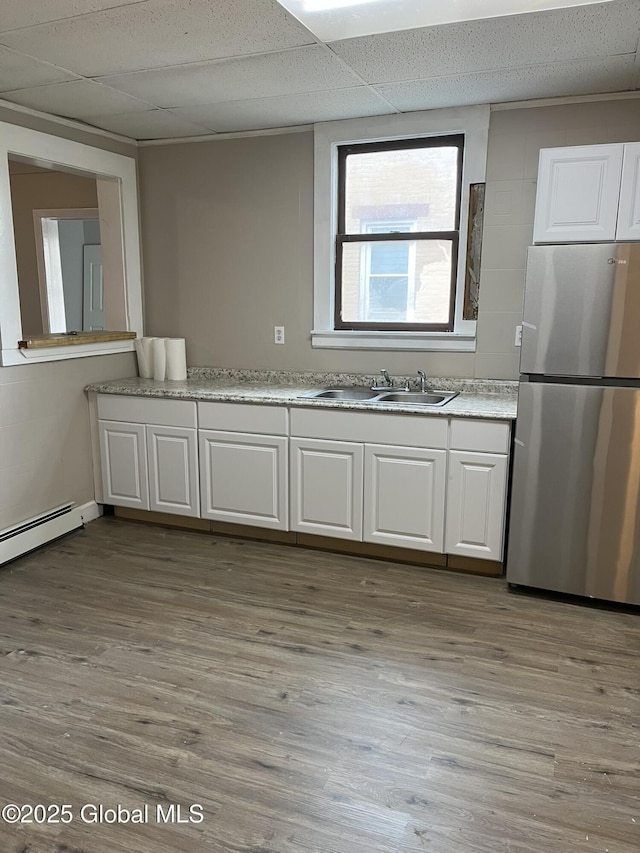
[0,518,639,853]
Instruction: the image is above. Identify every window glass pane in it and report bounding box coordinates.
[344,146,459,234]
[340,239,453,325]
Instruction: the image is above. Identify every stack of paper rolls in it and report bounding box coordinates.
[134,337,187,381]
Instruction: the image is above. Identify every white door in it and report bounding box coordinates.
[290,438,363,540]
[617,142,640,241]
[533,144,623,243]
[363,444,446,552]
[199,430,288,530]
[83,244,105,330]
[445,451,508,561]
[99,420,149,509]
[147,425,199,517]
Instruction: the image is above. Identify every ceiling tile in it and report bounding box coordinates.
[0,1,148,33]
[0,79,154,119]
[376,56,638,112]
[171,88,396,134]
[0,0,315,77]
[0,46,77,92]
[329,1,640,84]
[99,45,364,108]
[86,109,213,140]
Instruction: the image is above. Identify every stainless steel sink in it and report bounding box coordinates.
[376,391,459,406]
[300,387,381,401]
[298,387,458,406]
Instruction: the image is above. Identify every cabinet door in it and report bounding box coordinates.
[617,142,640,241]
[200,430,288,530]
[363,444,446,552]
[146,425,199,517]
[290,438,363,540]
[533,144,623,243]
[445,451,508,561]
[99,420,149,509]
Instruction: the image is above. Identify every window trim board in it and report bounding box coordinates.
[313,107,489,351]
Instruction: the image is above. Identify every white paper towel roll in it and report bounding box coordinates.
[135,336,157,378]
[165,338,187,381]
[152,337,168,381]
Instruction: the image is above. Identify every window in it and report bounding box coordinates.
[312,107,489,351]
[335,136,463,332]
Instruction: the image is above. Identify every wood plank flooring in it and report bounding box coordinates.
[0,517,638,853]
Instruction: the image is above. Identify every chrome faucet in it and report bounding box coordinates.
[380,369,393,387]
[417,370,427,392]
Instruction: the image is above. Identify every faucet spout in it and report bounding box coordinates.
[417,369,427,392]
[380,369,393,387]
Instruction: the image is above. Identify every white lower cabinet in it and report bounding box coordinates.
[445,450,508,561]
[99,420,149,510]
[200,430,288,530]
[290,438,363,539]
[147,425,199,517]
[97,395,199,517]
[363,444,446,552]
[96,395,512,564]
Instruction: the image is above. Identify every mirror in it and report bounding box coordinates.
[0,120,143,365]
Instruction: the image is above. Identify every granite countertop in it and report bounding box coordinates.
[87,369,518,421]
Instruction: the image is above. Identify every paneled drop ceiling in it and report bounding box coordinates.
[0,0,638,141]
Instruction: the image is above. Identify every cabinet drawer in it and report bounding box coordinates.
[290,407,448,449]
[450,418,510,453]
[97,394,197,428]
[198,402,287,435]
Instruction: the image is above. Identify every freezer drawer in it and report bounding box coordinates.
[507,382,640,605]
[521,243,640,379]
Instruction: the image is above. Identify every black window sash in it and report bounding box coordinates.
[335,134,463,332]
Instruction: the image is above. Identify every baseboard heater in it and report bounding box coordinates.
[0,503,83,566]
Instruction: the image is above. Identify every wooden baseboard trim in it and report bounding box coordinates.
[295,534,448,568]
[209,521,296,545]
[446,554,504,577]
[114,507,210,532]
[109,508,501,576]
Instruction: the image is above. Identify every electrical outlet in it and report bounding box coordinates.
[274,326,285,345]
[514,325,522,347]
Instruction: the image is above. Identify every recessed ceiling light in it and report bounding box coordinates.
[278,0,615,41]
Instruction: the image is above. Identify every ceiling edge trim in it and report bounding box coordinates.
[137,123,313,146]
[0,97,137,145]
[491,90,640,111]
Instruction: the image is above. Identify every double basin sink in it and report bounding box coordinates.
[299,387,458,407]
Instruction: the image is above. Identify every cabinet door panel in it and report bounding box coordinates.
[445,451,508,561]
[290,438,363,540]
[617,142,640,241]
[200,431,288,530]
[99,420,148,509]
[533,144,623,243]
[364,445,446,552]
[147,425,199,517]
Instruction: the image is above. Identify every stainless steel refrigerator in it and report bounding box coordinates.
[507,242,640,605]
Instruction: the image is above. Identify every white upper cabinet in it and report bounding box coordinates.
[533,144,624,243]
[617,142,640,241]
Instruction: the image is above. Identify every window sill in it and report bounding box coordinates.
[310,329,477,352]
[2,336,136,366]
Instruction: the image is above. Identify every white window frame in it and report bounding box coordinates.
[0,121,143,366]
[312,106,489,351]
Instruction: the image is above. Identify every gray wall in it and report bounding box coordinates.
[139,97,640,380]
[0,110,138,532]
